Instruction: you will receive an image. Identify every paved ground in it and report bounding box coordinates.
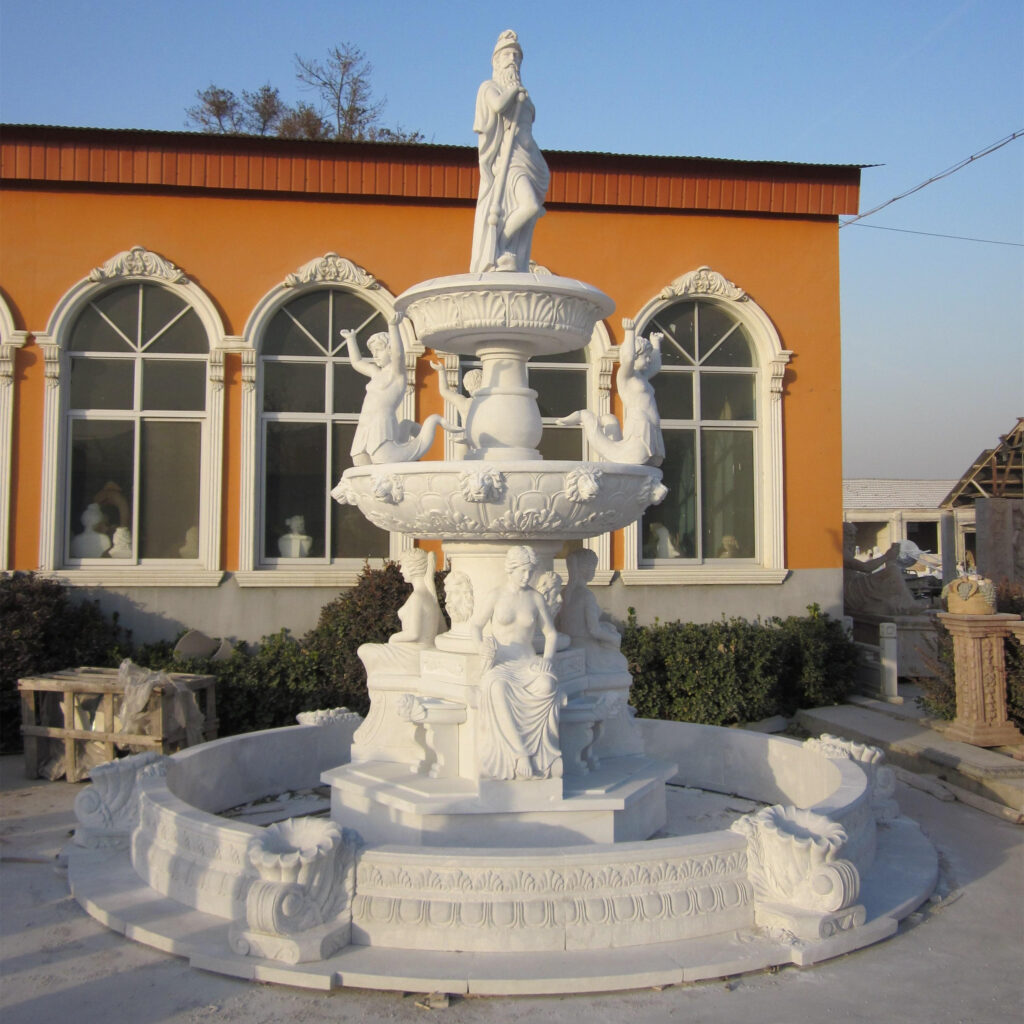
[1,753,1022,1024]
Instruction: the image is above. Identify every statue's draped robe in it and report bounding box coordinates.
[350,370,406,460]
[470,81,550,273]
[477,641,560,780]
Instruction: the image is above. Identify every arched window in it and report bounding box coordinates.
[622,267,791,584]
[237,254,411,583]
[37,248,225,583]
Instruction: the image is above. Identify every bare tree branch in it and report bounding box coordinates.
[277,102,332,141]
[183,44,423,143]
[294,43,385,141]
[185,85,243,134]
[241,84,287,136]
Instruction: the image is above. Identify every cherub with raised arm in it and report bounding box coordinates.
[429,360,483,454]
[556,318,665,467]
[344,312,461,465]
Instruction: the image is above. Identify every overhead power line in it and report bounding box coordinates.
[843,222,1024,247]
[840,129,1024,228]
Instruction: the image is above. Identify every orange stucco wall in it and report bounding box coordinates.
[1,186,843,572]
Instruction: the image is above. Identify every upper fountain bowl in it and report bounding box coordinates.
[395,272,614,358]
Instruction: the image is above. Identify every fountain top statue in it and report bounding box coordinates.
[470,30,550,274]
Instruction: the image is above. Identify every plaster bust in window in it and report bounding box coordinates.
[278,515,313,558]
[70,503,111,559]
[108,527,133,559]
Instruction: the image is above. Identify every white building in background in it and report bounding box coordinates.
[843,479,975,573]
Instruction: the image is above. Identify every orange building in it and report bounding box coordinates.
[0,125,859,641]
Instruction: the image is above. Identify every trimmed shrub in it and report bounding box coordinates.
[0,572,127,753]
[624,605,857,726]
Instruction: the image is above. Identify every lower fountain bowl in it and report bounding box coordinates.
[331,460,666,540]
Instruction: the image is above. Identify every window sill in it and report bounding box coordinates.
[619,567,790,586]
[51,568,225,587]
[234,566,383,587]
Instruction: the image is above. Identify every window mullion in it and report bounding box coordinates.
[699,320,741,365]
[132,418,141,563]
[136,284,144,351]
[140,304,190,352]
[325,417,333,561]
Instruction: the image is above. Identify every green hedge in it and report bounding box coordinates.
[624,604,858,726]
[0,573,127,753]
[3,569,856,750]
[133,562,425,736]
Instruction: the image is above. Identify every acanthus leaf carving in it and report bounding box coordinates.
[660,266,746,301]
[284,252,378,289]
[89,246,187,283]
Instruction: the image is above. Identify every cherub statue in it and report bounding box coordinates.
[470,546,562,780]
[430,360,483,455]
[556,318,664,466]
[344,312,460,465]
[557,548,627,673]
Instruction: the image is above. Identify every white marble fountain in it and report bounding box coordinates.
[66,31,937,995]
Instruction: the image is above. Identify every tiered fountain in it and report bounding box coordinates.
[325,27,673,849]
[67,32,937,994]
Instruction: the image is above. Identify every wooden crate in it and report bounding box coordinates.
[18,666,218,781]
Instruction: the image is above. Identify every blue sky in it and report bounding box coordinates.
[2,0,1021,480]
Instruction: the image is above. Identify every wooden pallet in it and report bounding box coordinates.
[18,666,217,781]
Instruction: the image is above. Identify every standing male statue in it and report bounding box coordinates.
[470,30,551,273]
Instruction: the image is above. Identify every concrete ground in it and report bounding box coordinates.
[1,753,1022,1024]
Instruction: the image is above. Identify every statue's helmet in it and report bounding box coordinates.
[492,30,522,62]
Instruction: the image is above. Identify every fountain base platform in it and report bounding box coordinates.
[323,754,676,847]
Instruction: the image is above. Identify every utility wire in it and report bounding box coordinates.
[843,222,1024,247]
[840,129,1024,228]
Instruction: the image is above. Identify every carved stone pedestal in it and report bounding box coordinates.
[937,612,1024,747]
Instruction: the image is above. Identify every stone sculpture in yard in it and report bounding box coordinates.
[842,522,921,617]
[557,317,666,467]
[470,545,563,780]
[66,31,939,995]
[343,313,460,465]
[471,29,550,273]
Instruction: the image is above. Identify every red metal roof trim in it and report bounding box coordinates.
[1,125,860,217]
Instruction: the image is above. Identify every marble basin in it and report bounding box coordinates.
[331,460,666,540]
[395,272,614,357]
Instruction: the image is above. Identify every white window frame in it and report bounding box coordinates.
[235,253,417,587]
[621,267,791,585]
[0,297,28,570]
[36,247,226,585]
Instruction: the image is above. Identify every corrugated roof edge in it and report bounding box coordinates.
[0,123,872,171]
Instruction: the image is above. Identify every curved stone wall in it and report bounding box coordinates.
[126,716,875,953]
